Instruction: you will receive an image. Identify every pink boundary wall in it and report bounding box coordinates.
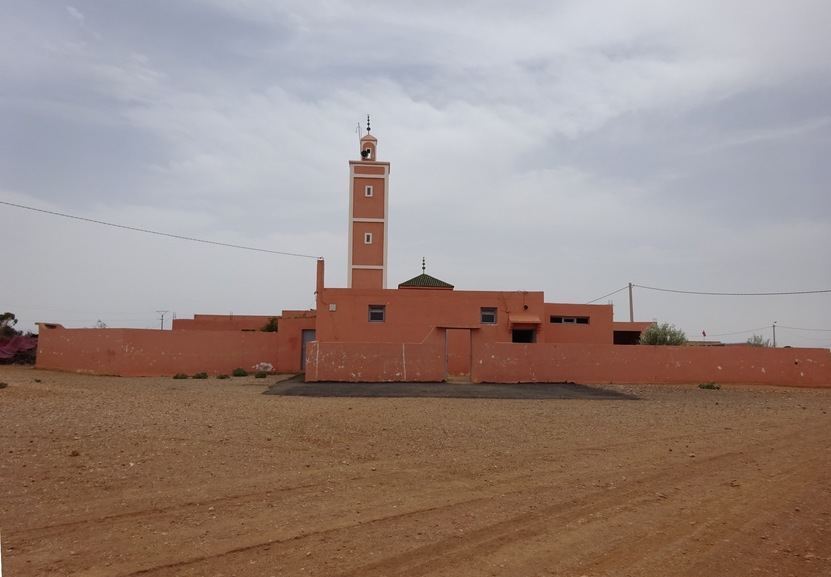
[305,341,445,382]
[36,327,280,377]
[473,343,831,386]
[305,339,831,387]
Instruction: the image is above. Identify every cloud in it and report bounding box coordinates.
[2,1,830,346]
[66,6,85,25]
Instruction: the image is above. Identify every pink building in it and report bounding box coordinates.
[302,124,830,386]
[36,122,831,386]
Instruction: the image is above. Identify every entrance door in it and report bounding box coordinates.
[301,329,316,370]
[445,328,471,382]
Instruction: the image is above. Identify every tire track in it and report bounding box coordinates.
[107,424,816,576]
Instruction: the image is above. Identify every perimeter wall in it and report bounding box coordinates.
[36,326,281,377]
[305,338,831,387]
[473,342,831,387]
[305,341,445,383]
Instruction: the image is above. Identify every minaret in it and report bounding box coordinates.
[348,116,390,289]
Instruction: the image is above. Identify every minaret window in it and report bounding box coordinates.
[364,233,373,244]
[365,185,373,197]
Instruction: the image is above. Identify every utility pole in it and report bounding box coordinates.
[157,310,169,330]
[772,321,777,348]
[628,283,634,322]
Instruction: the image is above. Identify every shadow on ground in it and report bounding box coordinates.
[265,376,636,400]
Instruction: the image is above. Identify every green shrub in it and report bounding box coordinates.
[192,372,209,379]
[216,374,230,380]
[746,334,772,347]
[698,381,720,390]
[0,382,8,389]
[172,373,189,380]
[232,368,248,377]
[261,317,279,332]
[640,322,688,346]
[254,371,268,379]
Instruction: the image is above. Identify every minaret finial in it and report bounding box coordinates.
[366,114,371,134]
[422,257,426,274]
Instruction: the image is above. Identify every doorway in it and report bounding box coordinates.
[445,328,472,382]
[301,329,316,370]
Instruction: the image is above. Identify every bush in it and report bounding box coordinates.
[232,368,248,377]
[640,322,688,346]
[699,381,720,390]
[216,374,230,380]
[192,372,209,379]
[172,373,189,380]
[746,334,772,347]
[254,371,268,379]
[1,312,21,339]
[261,317,279,332]
[0,382,8,389]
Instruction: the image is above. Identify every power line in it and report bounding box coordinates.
[633,283,831,296]
[778,328,831,342]
[1,302,164,316]
[585,285,629,304]
[707,326,772,338]
[779,325,831,332]
[586,283,831,305]
[1,200,322,260]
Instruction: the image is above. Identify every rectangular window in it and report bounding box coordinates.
[364,232,373,244]
[480,307,497,324]
[550,316,589,324]
[512,328,536,343]
[368,305,386,322]
[365,185,373,197]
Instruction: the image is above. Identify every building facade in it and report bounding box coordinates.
[303,126,831,386]
[34,122,831,386]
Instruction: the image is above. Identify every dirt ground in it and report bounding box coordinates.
[1,366,829,577]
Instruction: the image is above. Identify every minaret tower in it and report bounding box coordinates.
[348,116,390,289]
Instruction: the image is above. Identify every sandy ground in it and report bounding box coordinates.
[0,366,829,577]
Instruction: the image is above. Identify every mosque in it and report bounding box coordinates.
[35,121,831,386]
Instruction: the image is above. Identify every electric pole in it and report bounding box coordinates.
[157,310,169,330]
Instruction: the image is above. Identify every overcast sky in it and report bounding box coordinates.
[2,1,830,348]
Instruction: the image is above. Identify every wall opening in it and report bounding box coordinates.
[368,305,386,322]
[301,329,316,370]
[550,316,589,324]
[512,329,536,343]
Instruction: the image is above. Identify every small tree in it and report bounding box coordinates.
[746,334,771,347]
[1,312,21,338]
[261,317,279,332]
[640,322,688,346]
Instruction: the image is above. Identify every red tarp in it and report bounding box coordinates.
[0,336,38,359]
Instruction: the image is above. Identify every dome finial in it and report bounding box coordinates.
[422,257,426,274]
[366,114,371,134]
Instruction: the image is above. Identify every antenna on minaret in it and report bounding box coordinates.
[366,114,371,134]
[422,257,426,274]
